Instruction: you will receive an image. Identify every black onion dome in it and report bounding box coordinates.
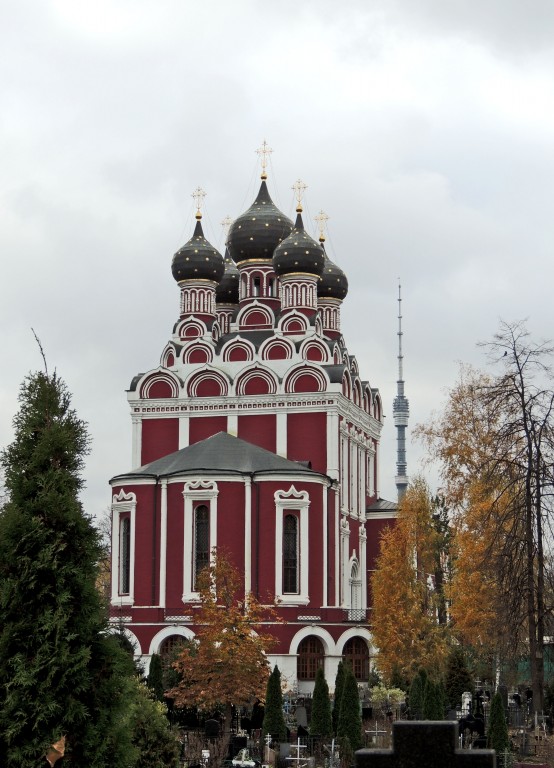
[273,212,325,277]
[172,218,225,283]
[216,248,240,304]
[227,180,293,263]
[318,248,348,300]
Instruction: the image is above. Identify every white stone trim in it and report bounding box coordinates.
[178,415,189,448]
[159,479,168,608]
[322,485,328,607]
[131,417,142,468]
[111,489,137,606]
[276,411,287,456]
[274,486,310,605]
[182,480,219,602]
[244,476,252,594]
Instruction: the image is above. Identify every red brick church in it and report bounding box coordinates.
[109,152,397,693]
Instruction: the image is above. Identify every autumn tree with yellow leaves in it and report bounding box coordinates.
[169,549,279,731]
[371,477,451,682]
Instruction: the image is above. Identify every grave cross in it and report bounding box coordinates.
[356,722,495,768]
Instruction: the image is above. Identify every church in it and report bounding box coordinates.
[109,147,399,693]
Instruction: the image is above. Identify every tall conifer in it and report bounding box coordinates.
[262,665,287,744]
[337,664,362,751]
[310,667,332,737]
[0,372,134,767]
[332,660,345,735]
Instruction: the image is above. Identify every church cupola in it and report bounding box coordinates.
[171,188,224,324]
[228,143,293,323]
[273,181,324,320]
[315,211,348,338]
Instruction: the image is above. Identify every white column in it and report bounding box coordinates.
[132,416,142,468]
[322,484,328,606]
[276,412,287,456]
[334,490,340,606]
[178,415,189,449]
[228,412,238,436]
[359,526,367,610]
[326,410,339,480]
[159,479,168,608]
[244,477,252,594]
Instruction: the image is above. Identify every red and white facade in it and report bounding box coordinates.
[109,173,396,693]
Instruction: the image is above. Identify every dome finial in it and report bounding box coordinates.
[221,215,233,244]
[256,140,273,180]
[292,179,307,213]
[314,210,329,243]
[192,186,207,220]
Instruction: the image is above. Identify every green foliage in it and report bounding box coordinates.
[337,664,362,751]
[332,660,345,736]
[129,678,181,768]
[445,646,473,711]
[310,667,332,737]
[147,654,165,702]
[487,692,510,754]
[388,666,408,690]
[0,372,137,767]
[408,670,427,719]
[262,666,287,744]
[422,679,445,720]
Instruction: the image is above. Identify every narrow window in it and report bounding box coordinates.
[119,516,131,595]
[268,277,277,297]
[194,504,210,590]
[297,636,324,680]
[252,276,261,297]
[343,637,369,681]
[283,514,299,593]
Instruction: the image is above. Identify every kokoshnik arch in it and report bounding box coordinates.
[109,148,397,692]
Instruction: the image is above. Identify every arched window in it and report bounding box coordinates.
[194,505,210,590]
[159,634,187,669]
[297,636,324,680]
[343,637,369,681]
[119,516,131,595]
[283,514,298,594]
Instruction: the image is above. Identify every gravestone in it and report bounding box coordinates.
[355,721,495,768]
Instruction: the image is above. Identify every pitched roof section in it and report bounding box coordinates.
[111,431,328,483]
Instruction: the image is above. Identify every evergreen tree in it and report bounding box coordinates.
[422,680,444,720]
[0,372,135,767]
[445,647,473,711]
[310,667,332,737]
[487,692,510,755]
[337,664,362,751]
[332,661,345,736]
[147,653,165,702]
[408,669,427,719]
[262,666,287,744]
[129,678,181,767]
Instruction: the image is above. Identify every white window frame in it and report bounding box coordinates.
[111,489,137,606]
[275,487,310,605]
[182,480,218,603]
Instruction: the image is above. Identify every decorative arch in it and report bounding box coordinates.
[353,378,363,406]
[235,366,278,396]
[300,339,329,363]
[175,317,207,340]
[289,626,336,656]
[148,626,196,657]
[221,337,255,363]
[161,343,180,369]
[186,368,230,398]
[341,369,352,398]
[350,357,359,377]
[284,365,327,394]
[333,345,342,364]
[280,312,308,336]
[108,625,141,655]
[139,371,180,399]
[237,302,274,329]
[363,385,372,415]
[184,344,213,365]
[336,626,376,656]
[373,390,383,421]
[260,336,294,361]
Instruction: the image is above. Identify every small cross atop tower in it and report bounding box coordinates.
[256,140,273,180]
[221,215,233,244]
[192,186,207,219]
[314,209,330,243]
[292,179,307,212]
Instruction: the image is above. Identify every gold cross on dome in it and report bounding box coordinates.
[292,179,307,212]
[220,215,233,242]
[191,187,207,217]
[314,210,330,242]
[256,140,273,179]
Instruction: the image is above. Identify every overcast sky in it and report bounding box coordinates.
[1,0,553,517]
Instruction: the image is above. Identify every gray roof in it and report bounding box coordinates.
[111,431,328,483]
[367,498,398,513]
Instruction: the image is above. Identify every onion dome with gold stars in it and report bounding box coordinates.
[216,247,240,304]
[171,188,224,283]
[272,209,325,277]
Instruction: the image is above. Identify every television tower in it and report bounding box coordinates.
[393,281,409,501]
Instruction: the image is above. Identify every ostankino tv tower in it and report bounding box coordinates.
[393,282,409,501]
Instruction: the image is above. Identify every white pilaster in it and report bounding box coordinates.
[132,417,142,468]
[244,477,252,594]
[326,411,339,480]
[178,416,189,449]
[228,412,238,436]
[159,479,168,608]
[276,412,287,456]
[322,484,328,606]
